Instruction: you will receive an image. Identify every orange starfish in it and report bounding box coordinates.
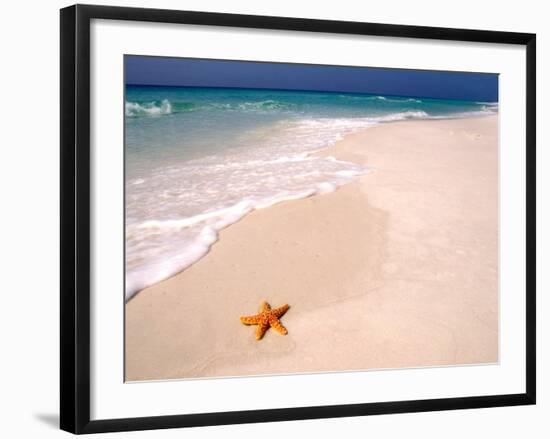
[240,301,290,340]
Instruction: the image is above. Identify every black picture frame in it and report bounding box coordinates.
[60,4,536,434]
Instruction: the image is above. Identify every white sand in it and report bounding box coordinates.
[125,115,498,381]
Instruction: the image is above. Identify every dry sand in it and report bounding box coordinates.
[125,115,498,381]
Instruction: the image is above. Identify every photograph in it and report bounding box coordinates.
[124,55,499,382]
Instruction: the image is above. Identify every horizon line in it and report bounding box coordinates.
[125,83,498,103]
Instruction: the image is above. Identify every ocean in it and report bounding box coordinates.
[125,85,497,300]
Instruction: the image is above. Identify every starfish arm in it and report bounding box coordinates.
[260,301,271,312]
[255,322,270,340]
[272,304,289,318]
[270,318,288,335]
[240,314,261,325]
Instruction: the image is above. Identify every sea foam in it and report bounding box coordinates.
[125,99,172,117]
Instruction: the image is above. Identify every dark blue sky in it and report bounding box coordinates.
[125,56,498,102]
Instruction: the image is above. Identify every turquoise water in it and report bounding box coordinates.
[125,85,497,299]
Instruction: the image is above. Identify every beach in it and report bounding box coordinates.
[125,115,498,381]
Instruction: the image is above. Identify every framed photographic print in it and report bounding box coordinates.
[60,4,536,434]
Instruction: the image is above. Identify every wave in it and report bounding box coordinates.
[241,99,293,111]
[125,98,296,117]
[125,170,364,300]
[374,96,423,103]
[479,102,499,114]
[125,99,173,117]
[371,108,497,122]
[368,109,496,121]
[210,100,295,112]
[336,95,423,104]
[418,108,498,119]
[375,110,429,121]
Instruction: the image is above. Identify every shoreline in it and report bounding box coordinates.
[125,115,498,381]
[126,113,496,302]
